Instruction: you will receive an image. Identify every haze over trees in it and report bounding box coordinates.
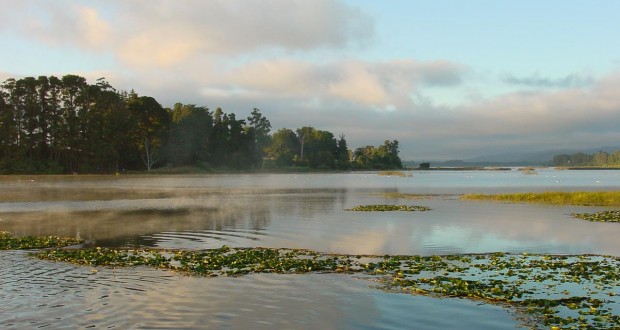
[0,75,402,174]
[553,151,620,167]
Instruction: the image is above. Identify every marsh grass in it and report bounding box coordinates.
[383,192,453,200]
[461,191,620,206]
[345,204,431,212]
[378,171,412,177]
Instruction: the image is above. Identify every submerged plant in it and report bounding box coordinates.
[345,204,431,212]
[0,231,83,250]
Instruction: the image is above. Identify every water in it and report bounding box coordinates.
[1,169,620,329]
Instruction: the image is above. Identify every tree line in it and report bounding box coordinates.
[553,151,620,167]
[0,75,402,174]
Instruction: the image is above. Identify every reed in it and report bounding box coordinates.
[377,171,412,177]
[461,191,620,206]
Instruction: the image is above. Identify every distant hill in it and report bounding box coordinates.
[404,146,620,168]
[468,146,620,164]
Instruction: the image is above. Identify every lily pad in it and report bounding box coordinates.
[0,231,83,250]
[571,210,620,222]
[33,247,620,329]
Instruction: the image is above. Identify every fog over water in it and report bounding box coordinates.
[1,169,619,328]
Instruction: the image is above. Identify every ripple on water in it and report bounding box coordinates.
[148,229,268,249]
[1,251,526,329]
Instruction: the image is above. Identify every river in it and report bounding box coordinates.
[1,169,619,329]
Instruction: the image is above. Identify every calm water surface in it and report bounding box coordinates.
[1,169,619,329]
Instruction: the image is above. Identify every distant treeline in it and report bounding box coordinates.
[553,151,620,167]
[0,75,402,174]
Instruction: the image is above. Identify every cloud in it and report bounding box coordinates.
[15,3,111,52]
[502,72,595,88]
[5,0,373,67]
[395,71,620,159]
[3,1,619,161]
[213,58,467,108]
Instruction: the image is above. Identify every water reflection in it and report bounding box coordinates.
[3,171,619,329]
[0,251,522,329]
[1,175,620,255]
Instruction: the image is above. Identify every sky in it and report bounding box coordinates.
[1,0,619,161]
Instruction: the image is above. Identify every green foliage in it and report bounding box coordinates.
[571,210,620,222]
[265,128,299,167]
[0,74,398,173]
[0,232,82,250]
[462,191,620,206]
[166,103,212,166]
[352,140,402,170]
[554,151,620,167]
[34,247,620,329]
[418,162,431,169]
[296,126,340,169]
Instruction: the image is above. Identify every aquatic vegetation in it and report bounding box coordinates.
[0,231,83,250]
[462,191,620,206]
[571,210,620,222]
[383,192,452,200]
[345,204,431,212]
[519,167,538,175]
[377,171,412,177]
[34,247,620,329]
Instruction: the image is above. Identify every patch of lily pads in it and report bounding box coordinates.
[33,247,620,329]
[571,210,620,223]
[0,231,83,250]
[346,204,431,212]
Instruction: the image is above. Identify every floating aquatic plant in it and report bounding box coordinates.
[345,204,431,212]
[0,231,83,250]
[33,247,620,329]
[571,210,620,223]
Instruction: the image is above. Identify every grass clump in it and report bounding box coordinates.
[0,231,83,250]
[461,191,620,206]
[345,204,431,212]
[383,192,451,200]
[378,171,412,177]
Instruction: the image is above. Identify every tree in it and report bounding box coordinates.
[166,103,212,166]
[294,127,339,169]
[352,140,402,170]
[126,95,171,171]
[379,139,402,169]
[335,134,351,170]
[247,108,271,167]
[223,112,249,168]
[59,74,90,172]
[266,128,299,167]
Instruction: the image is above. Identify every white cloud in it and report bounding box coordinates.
[213,58,467,108]
[3,1,620,160]
[6,0,372,67]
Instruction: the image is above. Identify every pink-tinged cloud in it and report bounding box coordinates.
[5,0,372,67]
[213,59,467,108]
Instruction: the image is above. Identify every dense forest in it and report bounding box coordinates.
[0,75,402,174]
[553,151,620,167]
